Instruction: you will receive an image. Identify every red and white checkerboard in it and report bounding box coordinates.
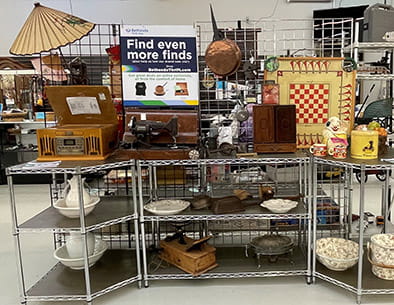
[289,83,329,124]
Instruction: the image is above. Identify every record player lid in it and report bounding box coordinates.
[45,85,118,126]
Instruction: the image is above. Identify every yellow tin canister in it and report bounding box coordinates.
[350,130,379,159]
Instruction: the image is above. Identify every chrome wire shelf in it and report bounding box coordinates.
[314,154,394,170]
[357,74,394,81]
[25,250,140,302]
[6,159,134,175]
[147,246,307,280]
[139,153,309,167]
[18,197,137,233]
[143,203,309,222]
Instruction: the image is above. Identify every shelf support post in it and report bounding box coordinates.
[131,160,142,288]
[7,173,27,304]
[356,164,366,304]
[76,166,93,304]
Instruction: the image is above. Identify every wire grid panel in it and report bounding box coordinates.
[143,219,309,278]
[196,18,353,59]
[50,164,136,200]
[195,18,353,146]
[147,270,307,280]
[32,24,122,116]
[314,162,351,239]
[139,159,310,278]
[139,159,308,204]
[45,23,120,85]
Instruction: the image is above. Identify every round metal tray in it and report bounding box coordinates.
[246,234,294,266]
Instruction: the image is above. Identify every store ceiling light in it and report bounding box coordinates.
[9,2,95,55]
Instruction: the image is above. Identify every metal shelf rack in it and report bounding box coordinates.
[25,250,138,302]
[6,156,141,305]
[147,246,307,280]
[312,151,394,304]
[357,74,394,81]
[6,148,394,304]
[137,154,313,287]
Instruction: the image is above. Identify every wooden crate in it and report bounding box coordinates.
[159,236,218,276]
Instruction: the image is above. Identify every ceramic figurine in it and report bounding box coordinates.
[322,116,348,155]
[64,176,92,208]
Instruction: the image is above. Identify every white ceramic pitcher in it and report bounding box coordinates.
[64,176,92,208]
[65,232,95,259]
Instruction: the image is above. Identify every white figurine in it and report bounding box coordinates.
[322,116,348,155]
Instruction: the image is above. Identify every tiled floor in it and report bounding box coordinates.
[0,175,393,305]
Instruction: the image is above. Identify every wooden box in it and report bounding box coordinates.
[159,236,218,276]
[253,104,296,153]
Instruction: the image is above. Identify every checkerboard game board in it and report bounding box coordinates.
[264,57,356,147]
[289,83,329,124]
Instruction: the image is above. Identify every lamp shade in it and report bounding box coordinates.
[10,2,95,55]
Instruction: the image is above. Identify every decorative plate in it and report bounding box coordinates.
[144,199,190,216]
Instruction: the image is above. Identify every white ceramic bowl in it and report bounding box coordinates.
[65,232,95,258]
[144,199,190,216]
[260,199,298,213]
[54,196,100,218]
[316,237,359,271]
[54,239,108,270]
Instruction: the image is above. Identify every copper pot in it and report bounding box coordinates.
[204,5,241,77]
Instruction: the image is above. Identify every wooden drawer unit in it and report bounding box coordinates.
[253,105,296,153]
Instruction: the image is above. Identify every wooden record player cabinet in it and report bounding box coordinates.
[253,104,296,153]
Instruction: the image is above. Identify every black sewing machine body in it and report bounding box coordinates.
[126,116,178,148]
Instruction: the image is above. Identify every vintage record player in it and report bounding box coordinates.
[36,86,119,161]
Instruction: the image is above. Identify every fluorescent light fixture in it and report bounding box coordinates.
[0,69,36,75]
[288,0,332,2]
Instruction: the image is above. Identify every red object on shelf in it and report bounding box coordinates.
[106,45,121,64]
[262,83,279,104]
[113,98,124,139]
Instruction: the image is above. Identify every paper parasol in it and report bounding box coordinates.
[10,2,95,55]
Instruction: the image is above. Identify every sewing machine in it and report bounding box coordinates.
[126,116,178,148]
[121,109,199,160]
